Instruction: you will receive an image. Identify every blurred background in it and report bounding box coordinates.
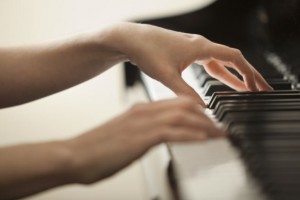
[0,0,212,199]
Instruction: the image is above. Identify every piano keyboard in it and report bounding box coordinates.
[191,60,300,200]
[141,52,300,200]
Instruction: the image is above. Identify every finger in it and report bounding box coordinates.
[174,112,225,137]
[155,126,226,144]
[145,109,229,144]
[148,127,208,144]
[205,43,259,91]
[252,68,273,91]
[156,97,208,119]
[130,97,211,127]
[146,96,199,112]
[156,109,225,137]
[163,73,206,107]
[148,104,216,130]
[160,127,208,142]
[204,61,247,91]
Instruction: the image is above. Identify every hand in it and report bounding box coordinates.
[107,22,273,106]
[66,97,225,184]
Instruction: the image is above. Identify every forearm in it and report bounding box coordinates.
[0,97,226,199]
[0,26,127,108]
[0,21,272,108]
[0,141,76,199]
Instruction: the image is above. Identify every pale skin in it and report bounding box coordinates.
[0,22,272,199]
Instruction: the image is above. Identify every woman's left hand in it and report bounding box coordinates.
[106,22,273,106]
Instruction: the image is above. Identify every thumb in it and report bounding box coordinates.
[163,74,206,107]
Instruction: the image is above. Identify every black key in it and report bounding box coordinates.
[208,90,300,109]
[230,121,300,140]
[213,99,300,116]
[203,79,292,97]
[224,110,300,127]
[202,80,233,96]
[216,102,300,121]
[228,121,300,150]
[230,122,300,199]
[267,79,293,90]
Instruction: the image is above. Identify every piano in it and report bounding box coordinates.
[125,0,300,200]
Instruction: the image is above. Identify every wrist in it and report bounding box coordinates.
[45,140,79,185]
[93,23,132,63]
[63,137,99,184]
[101,22,144,64]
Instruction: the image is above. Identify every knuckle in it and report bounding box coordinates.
[230,49,244,65]
[190,35,209,51]
[191,35,207,43]
[231,48,243,57]
[169,110,187,124]
[194,35,206,44]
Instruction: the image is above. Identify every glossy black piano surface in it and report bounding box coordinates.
[130,1,300,200]
[126,0,300,86]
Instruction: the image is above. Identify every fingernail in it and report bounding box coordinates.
[267,85,274,91]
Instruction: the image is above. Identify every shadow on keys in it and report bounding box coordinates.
[125,1,300,200]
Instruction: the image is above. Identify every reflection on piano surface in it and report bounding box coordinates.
[126,0,300,200]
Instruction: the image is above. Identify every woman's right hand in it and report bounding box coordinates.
[67,97,225,184]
